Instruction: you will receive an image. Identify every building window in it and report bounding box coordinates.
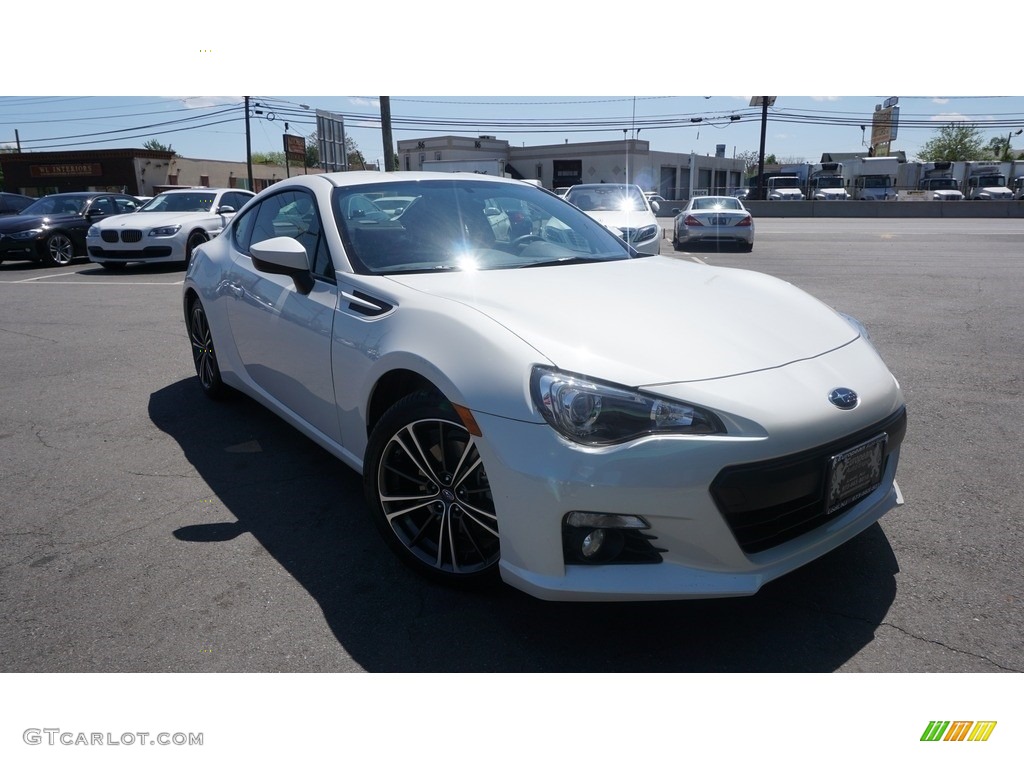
[435,152,442,161]
[200,175,210,187]
[168,175,178,185]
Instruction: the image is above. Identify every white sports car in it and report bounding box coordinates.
[183,172,906,602]
[87,187,254,269]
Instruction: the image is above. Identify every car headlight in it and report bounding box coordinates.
[10,228,44,240]
[87,225,99,237]
[149,225,181,237]
[634,224,659,242]
[531,366,724,445]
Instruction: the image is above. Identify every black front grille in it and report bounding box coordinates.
[711,408,907,554]
[120,230,142,243]
[101,231,119,243]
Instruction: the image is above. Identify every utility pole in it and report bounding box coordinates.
[749,97,776,200]
[380,97,394,172]
[244,96,254,192]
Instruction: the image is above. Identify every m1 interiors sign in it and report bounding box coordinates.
[30,163,103,178]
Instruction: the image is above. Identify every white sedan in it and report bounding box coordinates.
[183,172,906,601]
[564,183,662,255]
[672,195,755,252]
[87,187,254,269]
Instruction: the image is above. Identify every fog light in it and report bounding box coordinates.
[581,529,605,558]
[562,511,663,565]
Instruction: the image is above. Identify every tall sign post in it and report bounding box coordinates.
[283,133,305,178]
[870,97,900,157]
[316,110,348,173]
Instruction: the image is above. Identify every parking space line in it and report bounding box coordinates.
[2,279,183,285]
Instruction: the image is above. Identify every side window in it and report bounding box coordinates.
[223,192,250,211]
[243,191,334,281]
[115,196,140,213]
[230,201,261,254]
[90,196,114,216]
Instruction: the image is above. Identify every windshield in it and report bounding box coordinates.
[770,178,800,188]
[977,175,1006,186]
[566,185,648,212]
[140,192,217,213]
[21,196,86,216]
[864,177,891,188]
[691,197,743,211]
[334,180,635,275]
[927,178,958,189]
[813,176,843,187]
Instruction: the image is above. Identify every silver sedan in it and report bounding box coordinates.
[672,195,754,252]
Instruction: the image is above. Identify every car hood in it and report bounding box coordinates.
[0,213,76,232]
[387,256,859,385]
[95,212,213,229]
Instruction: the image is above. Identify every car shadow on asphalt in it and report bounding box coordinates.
[150,378,899,673]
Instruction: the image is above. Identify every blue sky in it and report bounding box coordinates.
[4,95,1023,170]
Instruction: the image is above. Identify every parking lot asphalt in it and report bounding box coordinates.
[1,219,1022,674]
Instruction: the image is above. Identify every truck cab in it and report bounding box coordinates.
[808,163,849,200]
[766,176,805,201]
[965,165,1013,200]
[1012,176,1024,200]
[852,175,896,201]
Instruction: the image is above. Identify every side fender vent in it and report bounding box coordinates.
[344,290,393,317]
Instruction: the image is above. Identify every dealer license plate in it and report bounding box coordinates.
[825,433,887,514]
[709,215,726,226]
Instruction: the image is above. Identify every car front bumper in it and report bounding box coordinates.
[87,235,187,264]
[470,344,905,601]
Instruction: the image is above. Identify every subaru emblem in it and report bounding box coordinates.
[829,388,859,410]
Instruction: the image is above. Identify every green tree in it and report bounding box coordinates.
[346,136,366,169]
[143,139,176,155]
[305,136,319,168]
[252,151,286,165]
[735,150,761,174]
[984,132,1023,161]
[917,123,986,161]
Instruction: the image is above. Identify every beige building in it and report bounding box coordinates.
[397,135,746,198]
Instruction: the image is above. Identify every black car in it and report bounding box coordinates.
[0,191,142,266]
[0,192,36,216]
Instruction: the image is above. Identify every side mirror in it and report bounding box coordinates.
[672,208,681,216]
[86,207,107,218]
[649,200,660,214]
[250,237,314,294]
[216,205,236,214]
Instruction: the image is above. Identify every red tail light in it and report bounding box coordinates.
[734,216,752,227]
[684,215,703,226]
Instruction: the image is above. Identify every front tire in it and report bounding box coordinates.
[187,297,228,399]
[185,231,208,269]
[364,392,500,586]
[43,233,75,266]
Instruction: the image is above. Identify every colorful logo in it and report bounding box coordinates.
[921,721,997,742]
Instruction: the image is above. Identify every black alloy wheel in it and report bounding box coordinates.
[364,392,500,586]
[188,298,228,399]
